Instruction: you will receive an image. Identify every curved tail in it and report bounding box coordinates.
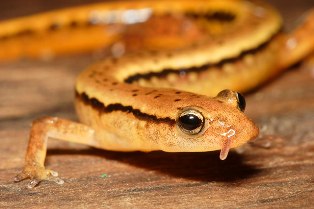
[278,9,314,69]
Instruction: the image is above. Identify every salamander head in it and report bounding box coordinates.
[165,89,259,160]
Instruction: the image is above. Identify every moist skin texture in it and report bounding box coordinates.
[5,0,313,188]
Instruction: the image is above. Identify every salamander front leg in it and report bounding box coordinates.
[14,116,96,188]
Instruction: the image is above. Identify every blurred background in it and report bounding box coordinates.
[0,0,313,21]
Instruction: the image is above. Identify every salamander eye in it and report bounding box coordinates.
[177,109,204,135]
[236,92,246,112]
[216,89,246,112]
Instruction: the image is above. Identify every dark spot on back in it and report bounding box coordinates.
[69,20,79,28]
[167,53,173,58]
[111,58,118,64]
[175,91,181,94]
[15,29,34,37]
[174,99,181,102]
[88,71,97,78]
[112,82,118,86]
[0,35,9,41]
[49,23,61,31]
[132,94,137,97]
[154,94,163,99]
[150,50,158,55]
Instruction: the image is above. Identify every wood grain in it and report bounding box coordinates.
[0,1,313,208]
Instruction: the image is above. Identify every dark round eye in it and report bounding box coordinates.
[236,92,246,112]
[177,109,204,135]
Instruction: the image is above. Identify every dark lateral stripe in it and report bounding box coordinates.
[124,33,277,84]
[0,20,93,41]
[76,91,176,125]
[185,11,236,22]
[0,10,235,41]
[0,29,35,41]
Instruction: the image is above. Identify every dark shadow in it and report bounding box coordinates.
[48,148,261,183]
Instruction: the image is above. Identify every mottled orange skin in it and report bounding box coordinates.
[7,1,313,188]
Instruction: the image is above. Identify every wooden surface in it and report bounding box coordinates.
[0,1,314,208]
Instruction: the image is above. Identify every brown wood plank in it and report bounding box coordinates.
[0,1,313,208]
